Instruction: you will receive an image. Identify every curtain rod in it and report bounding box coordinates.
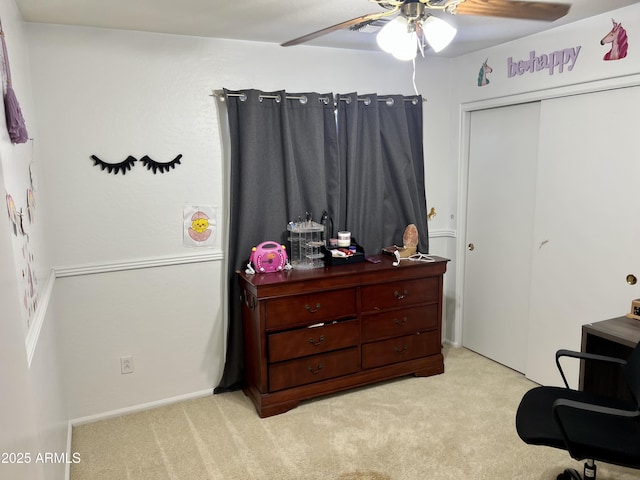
[211,90,426,105]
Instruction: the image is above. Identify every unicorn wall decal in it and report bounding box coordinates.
[600,19,628,61]
[477,59,492,86]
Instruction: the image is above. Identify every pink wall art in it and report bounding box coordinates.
[183,205,216,248]
[600,19,628,61]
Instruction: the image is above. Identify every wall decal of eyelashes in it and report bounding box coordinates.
[91,155,137,175]
[140,154,183,174]
[90,154,183,175]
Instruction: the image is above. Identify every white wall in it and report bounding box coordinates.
[0,209,45,478]
[453,10,640,104]
[53,263,224,418]
[0,1,67,479]
[415,58,457,341]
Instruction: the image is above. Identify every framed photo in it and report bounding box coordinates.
[626,298,640,321]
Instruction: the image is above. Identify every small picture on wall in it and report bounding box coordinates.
[27,188,35,223]
[20,236,38,328]
[600,19,628,61]
[183,205,216,248]
[477,59,492,86]
[5,193,17,235]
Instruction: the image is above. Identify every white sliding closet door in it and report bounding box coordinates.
[526,86,640,387]
[463,102,540,373]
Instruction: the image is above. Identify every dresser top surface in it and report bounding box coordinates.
[238,254,448,292]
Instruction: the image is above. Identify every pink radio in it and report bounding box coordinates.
[247,241,289,274]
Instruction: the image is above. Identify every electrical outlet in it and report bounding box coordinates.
[120,356,134,374]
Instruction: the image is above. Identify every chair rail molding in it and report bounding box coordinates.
[429,229,456,239]
[25,268,56,367]
[54,250,225,278]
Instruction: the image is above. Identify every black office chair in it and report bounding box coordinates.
[515,343,640,480]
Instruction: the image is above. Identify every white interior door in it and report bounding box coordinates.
[526,85,640,387]
[463,102,540,373]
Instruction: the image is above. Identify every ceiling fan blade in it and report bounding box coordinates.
[281,9,397,47]
[454,0,571,21]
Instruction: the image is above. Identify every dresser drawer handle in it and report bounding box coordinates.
[394,290,409,300]
[394,345,409,354]
[305,303,321,313]
[241,290,257,310]
[394,317,408,325]
[307,364,324,374]
[308,335,325,346]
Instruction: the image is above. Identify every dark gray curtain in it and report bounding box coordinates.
[336,93,385,253]
[338,93,428,254]
[214,89,338,393]
[215,90,427,393]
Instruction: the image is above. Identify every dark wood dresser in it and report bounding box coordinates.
[237,254,448,417]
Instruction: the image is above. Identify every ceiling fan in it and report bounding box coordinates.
[282,0,571,58]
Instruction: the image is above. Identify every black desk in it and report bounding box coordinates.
[580,316,640,401]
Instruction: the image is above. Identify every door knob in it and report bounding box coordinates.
[468,243,475,251]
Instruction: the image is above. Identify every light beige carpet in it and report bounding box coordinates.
[70,346,639,480]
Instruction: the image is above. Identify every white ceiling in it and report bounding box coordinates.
[14,0,640,58]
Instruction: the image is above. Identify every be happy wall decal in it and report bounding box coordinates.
[507,46,581,77]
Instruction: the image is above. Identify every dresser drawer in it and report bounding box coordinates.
[362,304,438,342]
[361,277,439,312]
[361,331,440,369]
[265,288,356,330]
[269,348,360,392]
[268,319,359,363]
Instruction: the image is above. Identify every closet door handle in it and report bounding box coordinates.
[468,243,475,251]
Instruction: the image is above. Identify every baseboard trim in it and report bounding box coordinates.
[65,420,73,480]
[69,388,214,427]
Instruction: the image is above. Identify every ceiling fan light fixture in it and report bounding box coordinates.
[376,16,417,61]
[392,30,418,60]
[376,16,408,53]
[422,15,457,53]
